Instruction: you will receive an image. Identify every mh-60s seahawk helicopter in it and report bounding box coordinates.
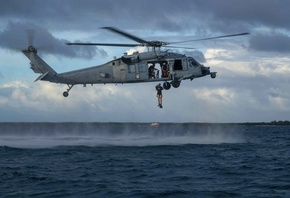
[22,27,249,97]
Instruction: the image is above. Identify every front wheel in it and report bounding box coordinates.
[211,73,216,79]
[163,82,171,90]
[171,80,180,88]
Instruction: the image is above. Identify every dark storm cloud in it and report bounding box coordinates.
[0,0,247,33]
[249,33,290,53]
[0,0,188,31]
[1,0,289,35]
[0,0,290,30]
[194,0,290,30]
[0,22,107,59]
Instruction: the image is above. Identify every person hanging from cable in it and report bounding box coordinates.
[155,83,163,108]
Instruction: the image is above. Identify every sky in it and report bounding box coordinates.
[0,0,290,123]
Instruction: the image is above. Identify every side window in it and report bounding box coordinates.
[138,64,147,72]
[189,58,198,67]
[128,64,136,73]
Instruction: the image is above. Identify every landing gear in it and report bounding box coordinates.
[63,92,69,97]
[63,84,74,97]
[162,80,181,90]
[163,81,171,90]
[211,72,216,79]
[172,80,180,88]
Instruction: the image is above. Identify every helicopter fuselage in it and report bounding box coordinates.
[58,51,215,84]
[23,46,216,97]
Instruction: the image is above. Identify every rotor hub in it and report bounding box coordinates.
[146,41,168,48]
[28,45,37,53]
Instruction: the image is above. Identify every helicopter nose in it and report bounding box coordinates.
[201,67,210,76]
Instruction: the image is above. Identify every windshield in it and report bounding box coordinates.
[188,57,199,67]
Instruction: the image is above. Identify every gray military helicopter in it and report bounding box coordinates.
[22,27,249,97]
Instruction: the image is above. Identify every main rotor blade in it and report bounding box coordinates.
[102,27,148,44]
[166,45,196,49]
[169,32,250,45]
[66,42,139,47]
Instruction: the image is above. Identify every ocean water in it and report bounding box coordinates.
[0,123,289,197]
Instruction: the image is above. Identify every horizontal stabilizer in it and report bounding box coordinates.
[34,71,49,82]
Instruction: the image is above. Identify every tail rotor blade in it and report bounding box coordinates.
[26,29,35,46]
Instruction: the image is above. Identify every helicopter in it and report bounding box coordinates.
[22,27,249,97]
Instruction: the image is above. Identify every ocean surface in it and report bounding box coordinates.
[0,123,289,197]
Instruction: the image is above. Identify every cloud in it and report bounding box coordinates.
[0,0,253,34]
[0,80,155,122]
[1,1,289,35]
[249,32,290,53]
[193,0,290,32]
[0,22,107,59]
[1,74,290,123]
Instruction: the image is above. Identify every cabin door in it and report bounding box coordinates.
[113,64,126,83]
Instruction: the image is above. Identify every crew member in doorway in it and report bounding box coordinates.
[149,64,158,79]
[155,83,163,108]
[162,63,169,77]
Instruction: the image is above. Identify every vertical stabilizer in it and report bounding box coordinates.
[22,46,57,75]
[22,46,58,82]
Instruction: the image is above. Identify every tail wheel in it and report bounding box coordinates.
[63,92,69,97]
[163,82,171,90]
[172,80,180,88]
[63,84,74,97]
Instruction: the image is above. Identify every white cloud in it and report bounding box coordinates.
[0,81,30,89]
[1,75,290,123]
[191,87,236,105]
[126,46,147,55]
[0,96,8,105]
[268,95,290,111]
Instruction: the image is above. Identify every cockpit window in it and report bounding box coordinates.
[189,58,198,67]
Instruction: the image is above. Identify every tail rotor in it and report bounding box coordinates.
[26,29,35,46]
[25,29,37,53]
